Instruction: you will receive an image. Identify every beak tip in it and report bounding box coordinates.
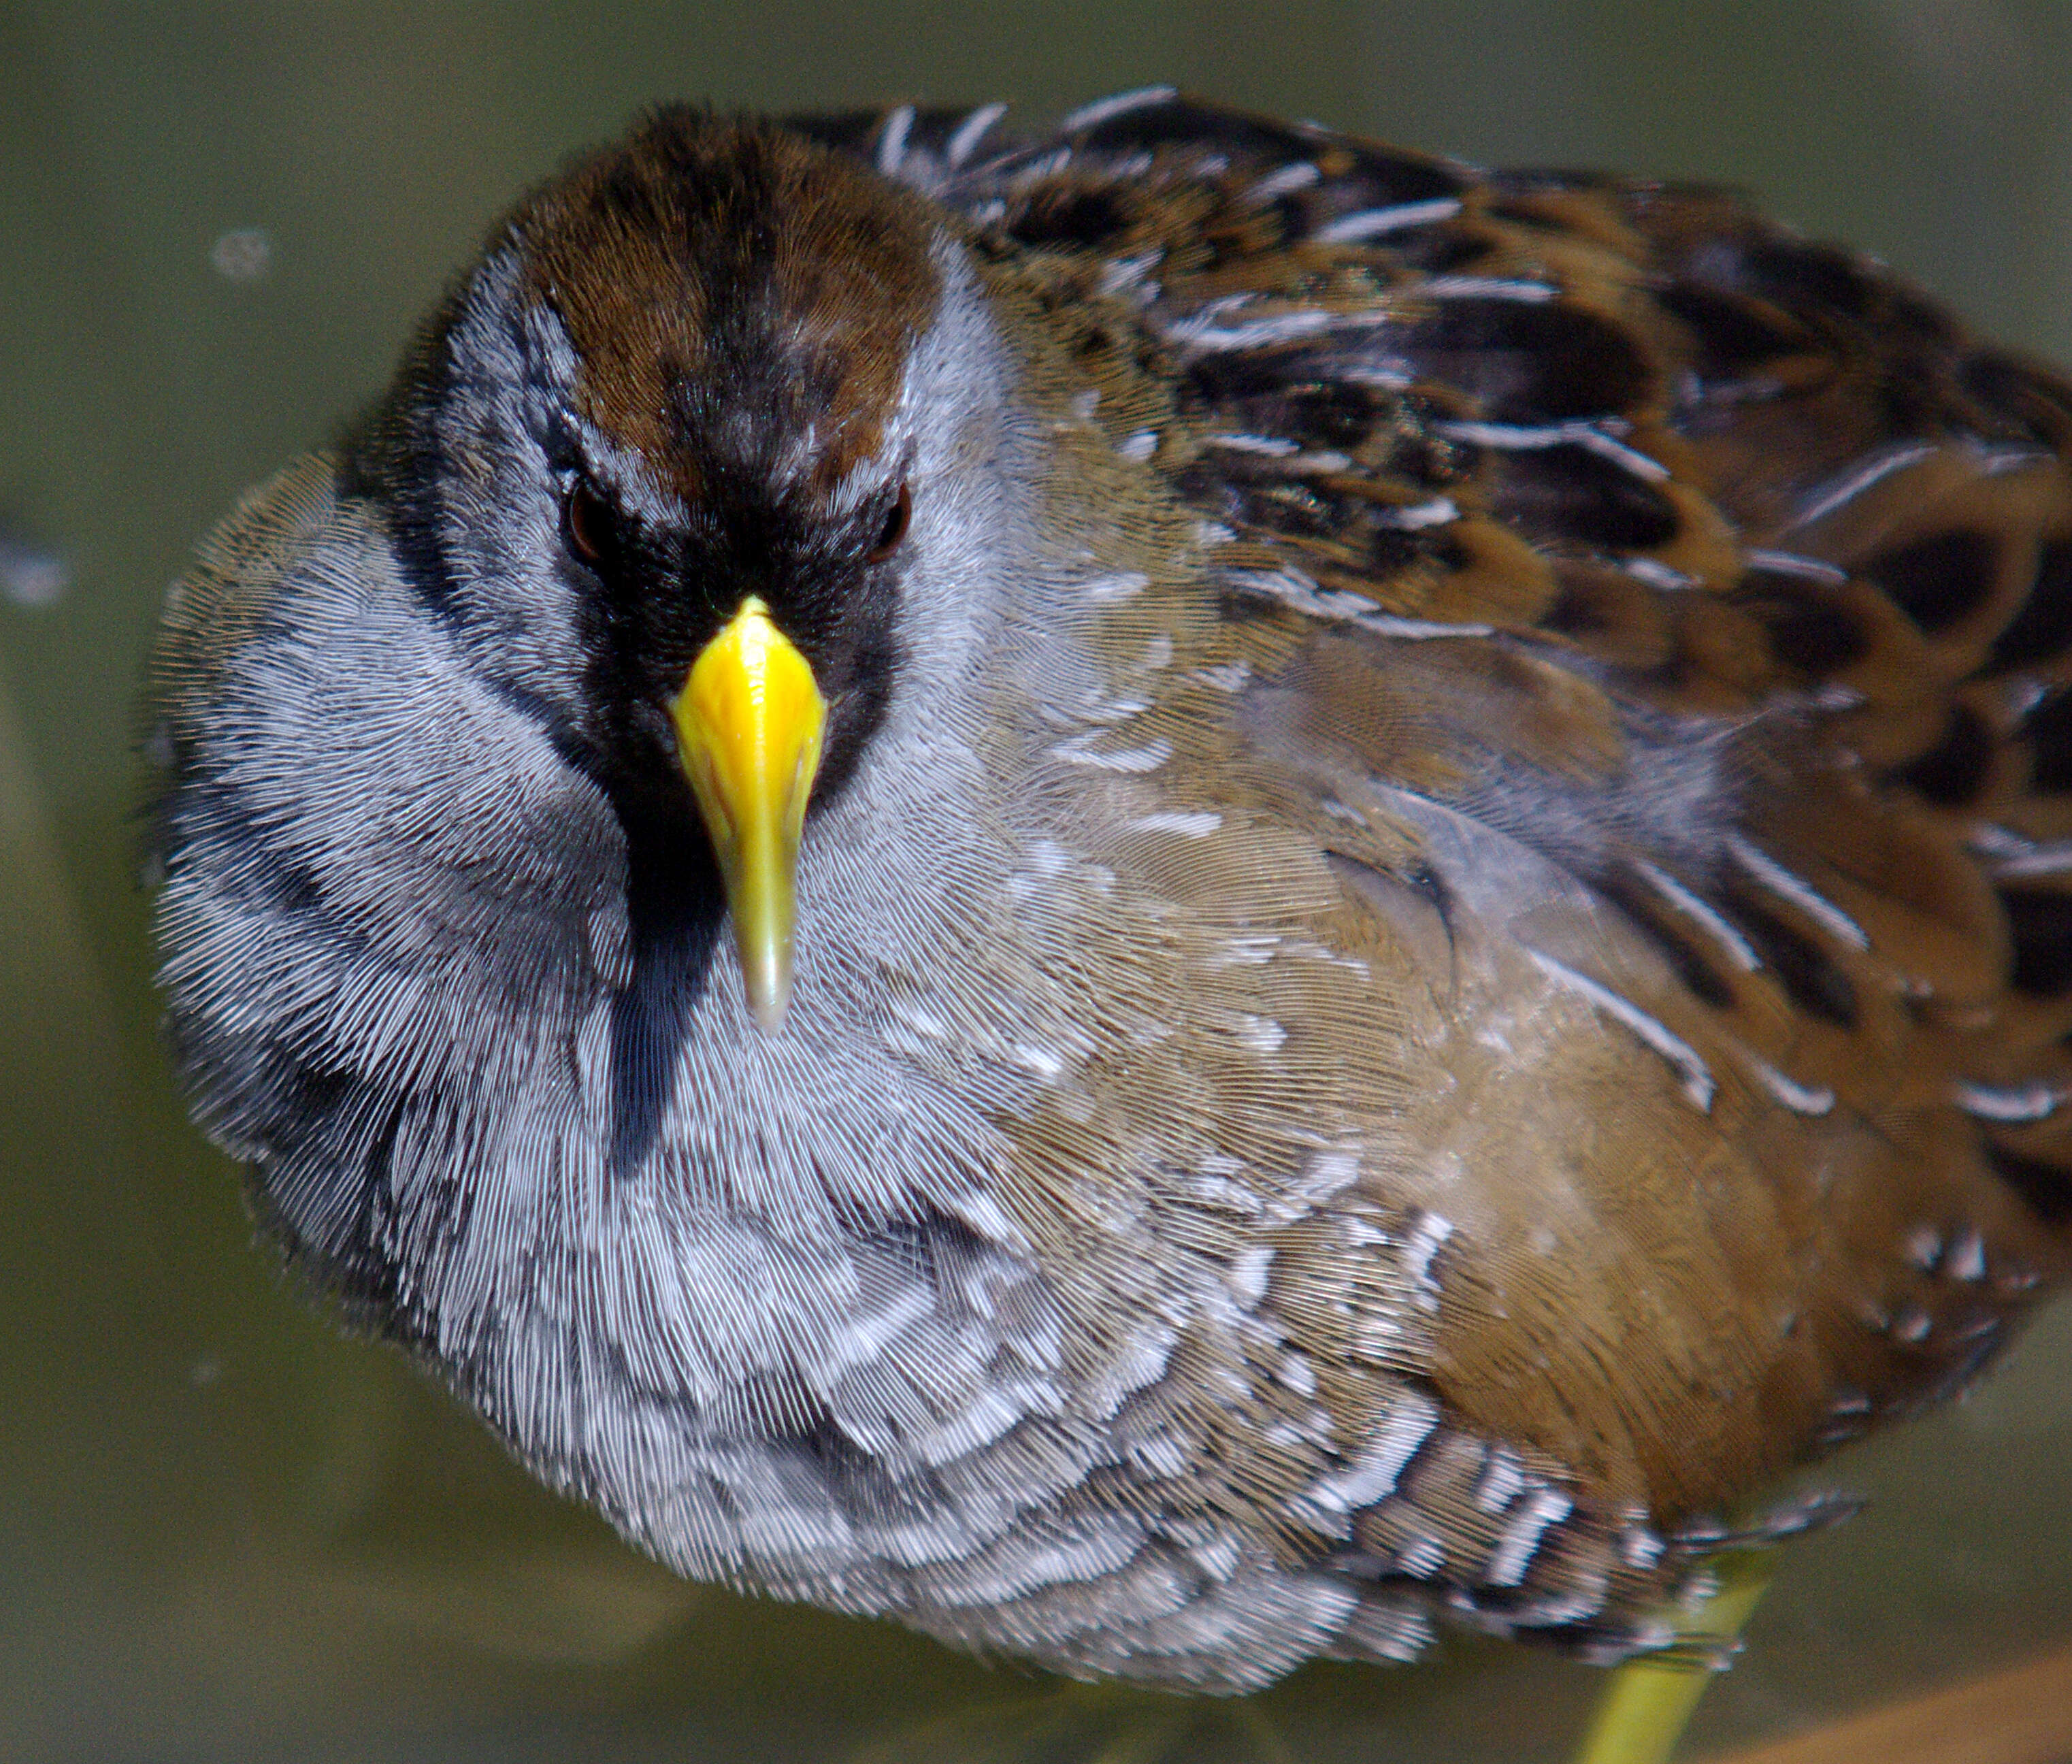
[742,960,793,1034]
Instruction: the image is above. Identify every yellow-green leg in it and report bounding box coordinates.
[1570,1546,1779,1764]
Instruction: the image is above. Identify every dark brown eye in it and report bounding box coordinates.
[866,482,912,564]
[563,481,611,565]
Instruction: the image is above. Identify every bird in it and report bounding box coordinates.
[148,88,2072,1693]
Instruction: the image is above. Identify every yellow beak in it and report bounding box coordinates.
[668,597,827,1030]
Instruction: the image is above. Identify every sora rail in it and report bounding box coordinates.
[149,91,2072,1688]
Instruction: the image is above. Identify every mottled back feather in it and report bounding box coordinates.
[820,86,2072,1524]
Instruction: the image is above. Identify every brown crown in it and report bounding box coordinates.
[516,109,942,501]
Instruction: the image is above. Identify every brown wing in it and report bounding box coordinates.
[812,95,2072,1639]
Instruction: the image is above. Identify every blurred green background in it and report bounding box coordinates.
[4,3,2071,1760]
